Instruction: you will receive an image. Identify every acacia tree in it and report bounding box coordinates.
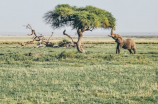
[44,4,116,53]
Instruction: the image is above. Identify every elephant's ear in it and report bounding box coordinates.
[116,34,123,43]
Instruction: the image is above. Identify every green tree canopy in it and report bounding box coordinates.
[44,4,116,53]
[44,4,116,30]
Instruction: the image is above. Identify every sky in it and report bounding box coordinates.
[0,0,158,36]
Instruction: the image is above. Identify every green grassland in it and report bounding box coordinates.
[0,36,158,44]
[0,36,158,103]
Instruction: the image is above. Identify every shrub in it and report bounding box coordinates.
[58,51,75,59]
[58,39,71,46]
[63,39,69,42]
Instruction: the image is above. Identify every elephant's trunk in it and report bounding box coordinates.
[111,26,114,36]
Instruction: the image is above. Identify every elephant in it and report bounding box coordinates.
[108,26,136,54]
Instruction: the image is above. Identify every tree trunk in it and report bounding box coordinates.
[77,28,85,53]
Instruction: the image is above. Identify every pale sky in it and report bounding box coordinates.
[0,0,158,35]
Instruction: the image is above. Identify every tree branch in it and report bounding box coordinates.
[47,32,53,42]
[63,30,76,44]
[85,27,94,31]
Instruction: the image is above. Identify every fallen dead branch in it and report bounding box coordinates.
[21,24,54,47]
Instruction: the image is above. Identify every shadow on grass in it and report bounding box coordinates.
[140,52,158,54]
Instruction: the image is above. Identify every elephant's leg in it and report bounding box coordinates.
[133,48,136,54]
[116,44,119,54]
[128,49,133,54]
[116,49,119,54]
[118,44,123,54]
[118,49,121,54]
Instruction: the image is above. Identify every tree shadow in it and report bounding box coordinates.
[140,52,158,54]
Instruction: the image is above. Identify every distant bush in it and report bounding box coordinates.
[0,52,30,62]
[136,42,158,44]
[63,39,69,42]
[58,41,64,46]
[58,39,70,46]
[0,52,35,66]
[1,40,158,45]
[58,51,75,59]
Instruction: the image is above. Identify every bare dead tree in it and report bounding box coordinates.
[45,32,55,47]
[22,24,47,47]
[23,24,38,37]
[47,32,53,42]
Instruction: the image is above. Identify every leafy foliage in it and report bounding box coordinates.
[44,4,116,30]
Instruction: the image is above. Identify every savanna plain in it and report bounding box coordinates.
[0,36,158,104]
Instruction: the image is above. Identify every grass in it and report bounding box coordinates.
[0,41,158,103]
[1,36,158,45]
